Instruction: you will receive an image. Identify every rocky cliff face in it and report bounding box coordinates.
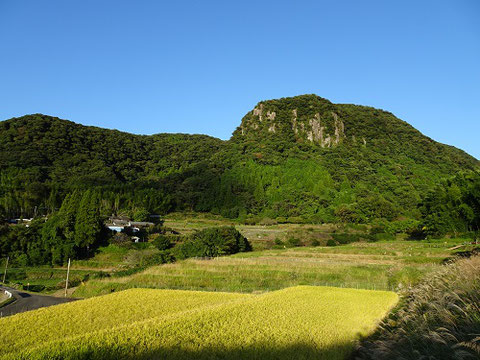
[233,95,357,147]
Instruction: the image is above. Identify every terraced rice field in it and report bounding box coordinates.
[74,238,464,297]
[0,286,398,360]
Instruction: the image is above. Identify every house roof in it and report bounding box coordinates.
[129,221,155,227]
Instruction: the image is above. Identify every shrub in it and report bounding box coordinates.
[56,275,83,289]
[311,239,320,247]
[326,239,337,247]
[110,233,131,246]
[244,216,261,225]
[153,235,172,251]
[220,207,240,219]
[286,237,302,247]
[22,284,45,292]
[92,271,110,279]
[406,226,426,240]
[259,218,278,226]
[141,251,175,267]
[147,224,166,234]
[287,216,306,224]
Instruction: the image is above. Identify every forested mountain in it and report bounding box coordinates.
[0,95,478,223]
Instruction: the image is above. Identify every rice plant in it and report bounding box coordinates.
[0,286,397,360]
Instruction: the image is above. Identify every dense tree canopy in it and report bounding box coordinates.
[0,190,107,266]
[0,95,479,266]
[420,171,480,237]
[0,95,477,224]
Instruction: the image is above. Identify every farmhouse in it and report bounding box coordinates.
[106,216,154,234]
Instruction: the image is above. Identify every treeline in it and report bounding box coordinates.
[1,105,477,224]
[0,190,107,266]
[420,171,480,237]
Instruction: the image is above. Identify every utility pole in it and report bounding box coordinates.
[2,257,8,284]
[64,258,71,298]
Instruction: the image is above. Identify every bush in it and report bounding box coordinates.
[153,235,172,251]
[286,237,302,247]
[311,239,320,247]
[259,218,278,226]
[92,271,110,279]
[287,216,306,224]
[220,207,240,219]
[406,226,426,240]
[274,238,284,246]
[276,216,287,224]
[56,275,82,289]
[140,251,175,267]
[22,284,45,292]
[110,233,131,247]
[147,224,166,235]
[326,239,337,247]
[174,226,252,260]
[244,216,261,225]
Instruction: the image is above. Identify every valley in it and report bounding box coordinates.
[1,95,479,359]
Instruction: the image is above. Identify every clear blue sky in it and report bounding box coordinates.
[1,1,479,158]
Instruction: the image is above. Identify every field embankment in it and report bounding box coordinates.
[0,286,397,360]
[354,255,480,359]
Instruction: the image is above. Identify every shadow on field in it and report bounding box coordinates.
[39,342,353,360]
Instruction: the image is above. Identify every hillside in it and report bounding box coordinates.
[0,95,477,222]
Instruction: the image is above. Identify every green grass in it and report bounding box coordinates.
[0,286,398,360]
[73,238,466,298]
[3,216,470,298]
[2,243,162,294]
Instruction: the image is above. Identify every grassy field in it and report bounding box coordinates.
[0,286,398,360]
[1,243,162,294]
[73,237,467,297]
[164,215,350,250]
[2,216,472,297]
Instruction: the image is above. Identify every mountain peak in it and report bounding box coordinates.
[232,94,350,147]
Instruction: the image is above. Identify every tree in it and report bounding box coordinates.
[174,226,251,259]
[133,208,150,222]
[74,190,103,257]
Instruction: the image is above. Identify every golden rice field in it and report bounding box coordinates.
[0,286,398,360]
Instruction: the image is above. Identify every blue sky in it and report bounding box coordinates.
[1,1,479,158]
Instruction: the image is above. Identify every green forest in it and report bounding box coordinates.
[0,95,479,265]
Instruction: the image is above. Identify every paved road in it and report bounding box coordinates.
[0,285,77,317]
